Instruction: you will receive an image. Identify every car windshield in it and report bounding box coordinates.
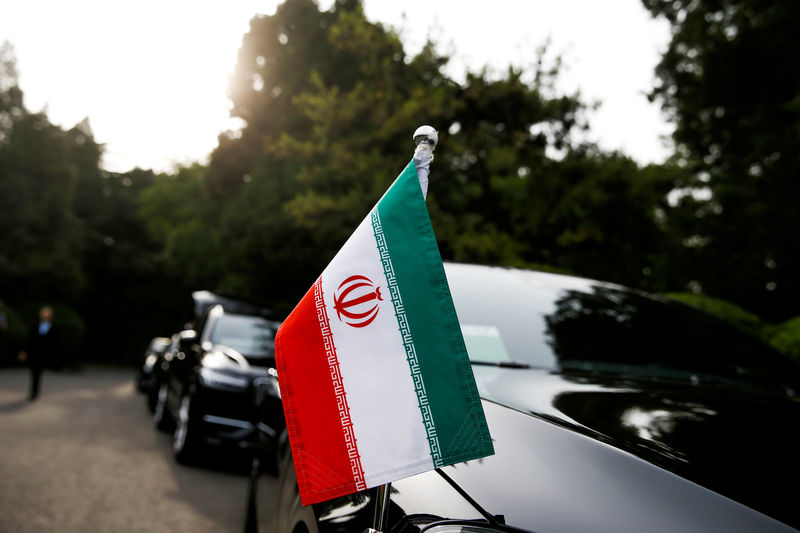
[446,263,800,391]
[209,314,276,358]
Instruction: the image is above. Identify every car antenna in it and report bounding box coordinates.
[435,468,504,527]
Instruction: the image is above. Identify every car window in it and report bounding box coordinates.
[209,313,276,358]
[446,263,800,391]
[447,264,564,369]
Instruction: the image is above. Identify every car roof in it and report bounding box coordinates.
[192,290,273,318]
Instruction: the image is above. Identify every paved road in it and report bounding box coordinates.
[0,366,256,533]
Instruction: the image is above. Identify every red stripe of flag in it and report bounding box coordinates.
[275,278,366,504]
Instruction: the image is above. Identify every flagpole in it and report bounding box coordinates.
[365,126,439,533]
[369,482,392,532]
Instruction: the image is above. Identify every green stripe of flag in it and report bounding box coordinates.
[374,161,493,465]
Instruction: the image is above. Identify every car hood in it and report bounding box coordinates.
[470,365,800,529]
[317,394,798,533]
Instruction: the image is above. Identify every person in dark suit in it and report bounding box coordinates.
[18,306,59,400]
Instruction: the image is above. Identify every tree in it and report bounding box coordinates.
[139,163,223,290]
[642,0,800,320]
[209,0,464,303]
[75,164,198,363]
[209,0,669,307]
[0,42,84,303]
[0,42,189,363]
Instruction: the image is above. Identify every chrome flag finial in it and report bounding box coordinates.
[413,125,438,198]
[413,124,438,149]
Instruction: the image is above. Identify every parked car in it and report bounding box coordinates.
[153,303,282,464]
[150,330,197,418]
[253,262,800,533]
[136,336,171,410]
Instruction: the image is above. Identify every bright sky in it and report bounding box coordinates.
[0,0,672,173]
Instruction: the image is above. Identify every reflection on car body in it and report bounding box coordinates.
[254,262,800,533]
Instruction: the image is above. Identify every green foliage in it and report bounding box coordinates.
[664,292,800,360]
[769,317,800,361]
[209,0,465,303]
[0,106,86,302]
[0,43,193,364]
[4,0,800,365]
[76,167,190,365]
[139,163,222,289]
[3,3,685,342]
[642,0,800,321]
[206,0,679,307]
[663,291,764,338]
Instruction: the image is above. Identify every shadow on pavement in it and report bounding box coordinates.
[0,398,29,413]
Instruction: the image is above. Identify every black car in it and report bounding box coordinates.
[253,262,800,533]
[136,336,171,410]
[153,303,282,464]
[151,329,197,418]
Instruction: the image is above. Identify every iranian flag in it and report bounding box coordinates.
[275,154,494,506]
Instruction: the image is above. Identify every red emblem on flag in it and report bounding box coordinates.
[333,275,384,328]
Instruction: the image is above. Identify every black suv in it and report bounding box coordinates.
[153,303,282,464]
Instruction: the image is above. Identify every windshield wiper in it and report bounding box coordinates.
[425,469,537,532]
[470,360,532,369]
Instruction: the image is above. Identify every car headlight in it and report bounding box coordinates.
[199,367,249,390]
